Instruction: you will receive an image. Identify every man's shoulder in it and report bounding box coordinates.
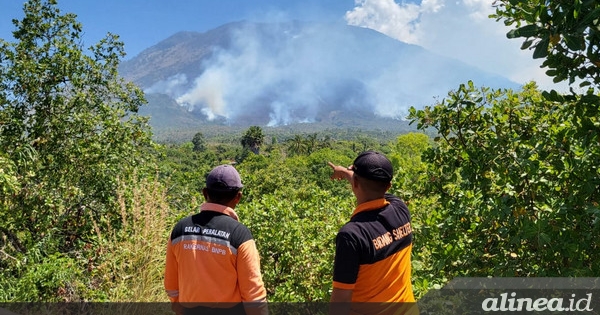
[169,215,194,240]
[172,214,194,229]
[384,194,410,214]
[208,212,249,230]
[385,193,407,206]
[338,219,367,238]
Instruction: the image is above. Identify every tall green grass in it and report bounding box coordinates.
[90,176,174,302]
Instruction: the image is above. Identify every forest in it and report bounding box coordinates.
[1,0,599,305]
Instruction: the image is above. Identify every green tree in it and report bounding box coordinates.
[406,0,600,289]
[408,81,600,278]
[191,131,206,152]
[389,132,430,199]
[235,148,353,301]
[355,135,378,153]
[0,0,153,297]
[492,0,600,87]
[241,125,264,154]
[287,134,307,156]
[305,133,318,154]
[319,134,333,150]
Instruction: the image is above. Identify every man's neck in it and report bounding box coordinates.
[355,195,385,205]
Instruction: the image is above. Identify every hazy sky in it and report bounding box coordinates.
[0,0,564,91]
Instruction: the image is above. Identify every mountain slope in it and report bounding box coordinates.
[121,20,520,130]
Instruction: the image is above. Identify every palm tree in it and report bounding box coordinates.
[319,134,333,149]
[287,134,306,156]
[241,126,264,154]
[305,133,318,154]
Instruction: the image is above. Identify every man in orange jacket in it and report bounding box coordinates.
[164,164,267,315]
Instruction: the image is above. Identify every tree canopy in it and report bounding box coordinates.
[0,0,153,298]
[492,0,600,88]
[405,0,600,282]
[241,126,265,154]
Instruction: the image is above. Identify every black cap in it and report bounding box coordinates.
[352,151,393,182]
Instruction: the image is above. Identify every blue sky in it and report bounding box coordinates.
[1,0,354,58]
[0,0,563,91]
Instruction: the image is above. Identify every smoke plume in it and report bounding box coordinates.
[145,21,516,125]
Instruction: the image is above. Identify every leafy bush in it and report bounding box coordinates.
[409,81,600,278]
[0,251,84,302]
[239,190,352,301]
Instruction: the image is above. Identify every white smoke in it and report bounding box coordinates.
[172,22,409,124]
[176,66,229,117]
[145,73,189,97]
[146,13,521,125]
[345,0,564,91]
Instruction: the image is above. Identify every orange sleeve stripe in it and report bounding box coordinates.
[236,240,267,301]
[164,239,179,296]
[332,281,356,290]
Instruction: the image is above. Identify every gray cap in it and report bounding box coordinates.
[206,165,244,191]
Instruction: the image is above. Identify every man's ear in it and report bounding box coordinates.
[351,174,359,190]
[234,190,243,204]
[202,188,208,201]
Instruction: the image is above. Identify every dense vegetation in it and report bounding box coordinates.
[1,0,599,304]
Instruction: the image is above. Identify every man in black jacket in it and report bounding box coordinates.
[328,151,417,315]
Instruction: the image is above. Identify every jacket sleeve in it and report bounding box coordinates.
[236,239,267,302]
[332,228,360,289]
[164,238,179,302]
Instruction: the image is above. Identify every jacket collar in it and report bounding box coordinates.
[351,198,389,218]
[200,202,239,221]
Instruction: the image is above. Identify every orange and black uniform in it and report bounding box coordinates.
[333,193,415,303]
[164,203,266,311]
